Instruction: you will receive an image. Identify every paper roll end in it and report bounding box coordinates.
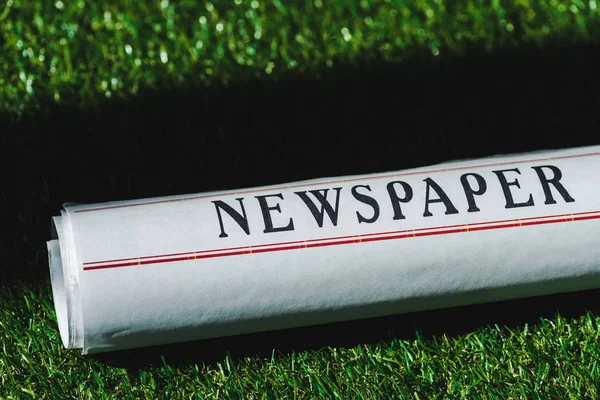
[48,215,83,350]
[48,238,70,348]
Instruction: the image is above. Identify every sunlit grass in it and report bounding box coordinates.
[1,0,599,114]
[1,283,600,398]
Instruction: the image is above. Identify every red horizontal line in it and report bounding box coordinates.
[74,151,600,213]
[83,212,600,271]
[82,210,600,265]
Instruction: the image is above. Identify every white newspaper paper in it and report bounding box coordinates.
[48,145,600,354]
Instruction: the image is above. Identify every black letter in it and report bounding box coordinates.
[255,193,295,233]
[492,168,535,209]
[386,181,413,220]
[531,165,575,205]
[294,188,342,227]
[212,198,250,238]
[423,178,459,217]
[351,185,380,224]
[460,173,487,212]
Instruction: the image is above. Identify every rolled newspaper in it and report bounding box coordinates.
[48,145,600,354]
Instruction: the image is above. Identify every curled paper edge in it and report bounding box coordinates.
[48,211,84,350]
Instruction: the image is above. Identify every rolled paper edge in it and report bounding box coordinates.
[48,212,84,351]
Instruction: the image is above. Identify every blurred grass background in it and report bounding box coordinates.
[2,0,600,397]
[2,0,599,113]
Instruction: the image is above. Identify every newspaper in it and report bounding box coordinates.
[48,145,600,354]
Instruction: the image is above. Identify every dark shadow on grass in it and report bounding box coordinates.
[2,39,600,369]
[92,287,600,370]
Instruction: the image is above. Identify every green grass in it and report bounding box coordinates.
[2,284,600,398]
[3,0,600,397]
[2,0,600,114]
